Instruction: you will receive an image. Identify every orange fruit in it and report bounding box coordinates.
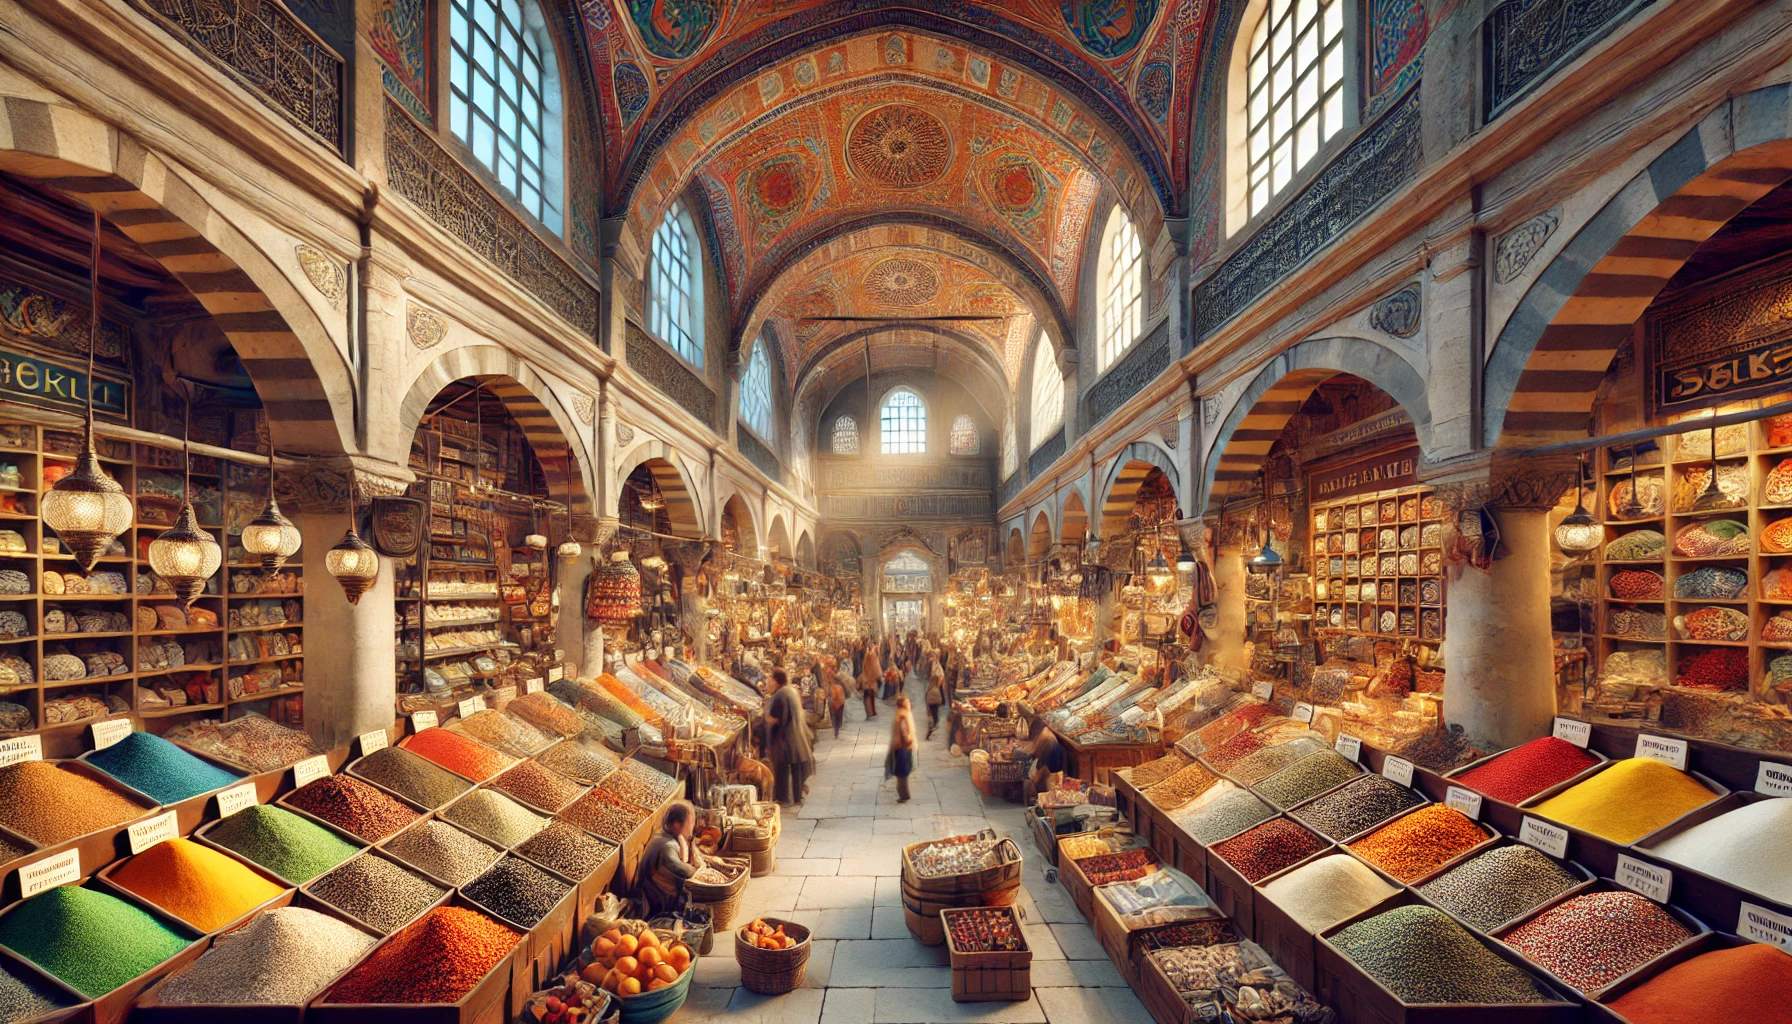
[647,979,669,991]
[614,956,639,977]
[638,930,660,949]
[668,946,692,969]
[602,928,622,943]
[639,948,662,968]
[593,937,616,959]
[579,963,605,985]
[654,963,678,984]
[619,977,641,996]
[616,934,638,957]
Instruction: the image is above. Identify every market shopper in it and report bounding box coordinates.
[638,801,705,916]
[1019,717,1066,795]
[859,643,881,720]
[925,660,945,739]
[765,670,814,806]
[828,672,848,739]
[890,695,917,803]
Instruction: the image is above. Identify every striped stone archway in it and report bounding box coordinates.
[1201,337,1430,514]
[720,493,760,556]
[615,439,705,538]
[0,94,352,454]
[1060,489,1089,545]
[1028,511,1052,561]
[397,346,594,515]
[1098,441,1181,538]
[1487,85,1792,448]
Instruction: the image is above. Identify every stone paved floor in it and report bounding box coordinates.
[678,673,1154,1024]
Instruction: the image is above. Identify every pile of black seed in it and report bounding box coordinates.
[0,962,70,1021]
[1418,845,1583,932]
[462,856,570,927]
[1331,905,1552,1004]
[307,853,446,935]
[517,821,614,880]
[1294,774,1425,840]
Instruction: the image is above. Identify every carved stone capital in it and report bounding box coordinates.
[587,516,619,547]
[1419,450,1578,513]
[664,540,713,572]
[278,456,416,514]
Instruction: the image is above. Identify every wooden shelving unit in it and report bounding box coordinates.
[1308,486,1447,643]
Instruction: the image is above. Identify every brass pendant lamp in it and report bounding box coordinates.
[146,386,222,607]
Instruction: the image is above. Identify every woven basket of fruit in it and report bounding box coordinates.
[577,921,696,1024]
[736,917,812,994]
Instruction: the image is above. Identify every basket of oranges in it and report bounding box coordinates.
[735,917,812,994]
[576,922,696,1024]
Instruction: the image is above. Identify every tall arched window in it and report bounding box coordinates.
[449,0,563,233]
[881,389,926,454]
[650,202,703,367]
[739,336,772,438]
[1098,211,1143,370]
[950,414,979,455]
[831,415,859,454]
[1031,342,1063,447]
[1245,0,1344,217]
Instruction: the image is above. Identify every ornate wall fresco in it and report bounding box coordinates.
[370,0,431,122]
[578,6,1203,213]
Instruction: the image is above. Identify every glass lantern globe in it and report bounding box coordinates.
[326,526,380,604]
[557,539,583,563]
[242,496,302,572]
[148,504,222,606]
[1553,508,1604,554]
[43,448,134,571]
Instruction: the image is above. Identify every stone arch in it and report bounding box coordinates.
[1098,441,1182,538]
[822,530,863,574]
[796,530,815,569]
[615,439,705,537]
[1060,490,1089,546]
[767,514,792,558]
[1029,511,1052,561]
[1200,336,1431,513]
[397,345,594,514]
[1486,86,1792,448]
[720,493,760,556]
[1006,527,1025,569]
[0,94,352,454]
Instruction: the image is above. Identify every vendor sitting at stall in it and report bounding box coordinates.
[638,801,705,917]
[1018,717,1067,795]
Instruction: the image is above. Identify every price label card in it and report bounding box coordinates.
[1757,761,1792,798]
[457,696,485,719]
[0,735,42,767]
[1445,786,1484,821]
[1334,734,1363,763]
[492,686,517,707]
[1552,717,1592,749]
[1740,903,1792,953]
[358,729,388,757]
[216,782,259,818]
[1616,854,1673,903]
[526,678,544,694]
[1382,757,1415,788]
[291,755,330,789]
[1635,734,1689,772]
[1292,703,1315,724]
[17,848,79,898]
[127,811,179,855]
[547,666,564,683]
[1519,816,1570,859]
[1252,681,1275,700]
[411,711,438,731]
[91,718,133,750]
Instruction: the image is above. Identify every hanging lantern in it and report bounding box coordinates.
[1247,537,1283,575]
[44,211,132,571]
[326,526,379,603]
[1146,549,1173,589]
[524,533,548,550]
[1553,452,1603,555]
[590,550,642,627]
[555,449,581,564]
[147,388,221,606]
[242,452,300,572]
[1175,543,1197,571]
[558,538,583,563]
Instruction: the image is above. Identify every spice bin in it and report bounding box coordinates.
[940,907,1030,1002]
[77,740,248,838]
[307,895,532,1024]
[1629,790,1792,931]
[0,883,207,1024]
[1489,880,1710,1001]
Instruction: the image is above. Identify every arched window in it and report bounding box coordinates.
[449,0,563,233]
[1031,342,1063,446]
[1245,0,1344,217]
[738,336,772,438]
[949,414,979,455]
[831,415,859,454]
[650,201,703,367]
[881,389,926,454]
[1097,211,1143,370]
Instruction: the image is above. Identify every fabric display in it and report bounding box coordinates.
[1605,530,1666,561]
[1610,570,1665,600]
[1674,607,1749,642]
[1764,457,1792,505]
[1673,464,1748,511]
[1608,607,1666,640]
[1764,611,1792,643]
[43,693,114,723]
[1764,518,1792,553]
[1674,565,1748,600]
[587,553,641,628]
[1673,520,1749,556]
[1676,647,1749,690]
[0,610,26,639]
[1609,475,1665,519]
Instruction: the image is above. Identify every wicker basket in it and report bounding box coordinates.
[688,857,751,930]
[735,917,812,995]
[748,847,777,876]
[987,758,1027,783]
[725,802,781,854]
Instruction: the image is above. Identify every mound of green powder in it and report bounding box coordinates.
[204,805,359,884]
[0,886,190,998]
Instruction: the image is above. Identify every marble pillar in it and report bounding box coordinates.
[1443,508,1560,749]
[1210,541,1248,673]
[298,508,396,749]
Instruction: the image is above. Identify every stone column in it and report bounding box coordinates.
[666,541,712,662]
[1435,457,1578,749]
[1209,541,1248,673]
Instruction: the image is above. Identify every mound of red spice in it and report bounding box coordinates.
[1211,817,1325,882]
[286,774,420,841]
[324,905,519,1004]
[1202,730,1265,771]
[399,728,513,783]
[1453,737,1599,805]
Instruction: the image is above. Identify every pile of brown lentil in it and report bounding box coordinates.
[0,762,148,844]
[1210,817,1325,882]
[307,853,446,935]
[1500,891,1692,992]
[382,819,502,885]
[352,747,470,809]
[537,741,618,785]
[491,760,585,812]
[1227,737,1326,784]
[516,821,614,880]
[285,775,420,841]
[1144,763,1219,810]
[561,790,643,843]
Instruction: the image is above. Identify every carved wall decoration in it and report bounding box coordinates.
[1485,0,1640,116]
[1158,421,1179,450]
[296,244,346,308]
[617,423,636,448]
[816,460,989,492]
[130,0,343,151]
[1369,285,1422,338]
[862,258,941,306]
[1494,209,1560,284]
[0,276,129,365]
[1084,320,1171,427]
[572,390,595,425]
[1648,259,1792,414]
[406,303,447,349]
[738,429,781,481]
[1029,428,1066,479]
[844,104,953,189]
[383,100,599,333]
[626,321,715,424]
[1195,90,1423,338]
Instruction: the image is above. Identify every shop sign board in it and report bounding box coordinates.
[0,346,129,417]
[1615,854,1672,902]
[0,735,41,767]
[1757,761,1792,797]
[1740,903,1792,953]
[1445,786,1483,820]
[1307,446,1419,502]
[1292,702,1315,723]
[291,755,330,788]
[91,718,133,750]
[1648,261,1792,415]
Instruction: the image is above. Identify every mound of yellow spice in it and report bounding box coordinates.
[1529,757,1715,844]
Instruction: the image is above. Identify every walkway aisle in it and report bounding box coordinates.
[678,674,1156,1024]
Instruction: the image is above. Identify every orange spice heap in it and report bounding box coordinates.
[1348,805,1486,883]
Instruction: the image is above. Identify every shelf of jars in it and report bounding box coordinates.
[0,421,303,755]
[1307,486,1447,643]
[1589,410,1792,743]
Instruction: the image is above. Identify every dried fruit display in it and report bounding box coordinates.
[943,908,1024,952]
[1676,647,1749,691]
[1673,520,1749,557]
[1076,848,1160,885]
[1610,570,1666,600]
[582,924,693,996]
[1422,496,1444,519]
[1379,529,1398,550]
[1422,552,1442,574]
[1381,500,1399,523]
[1400,498,1419,521]
[909,836,1004,878]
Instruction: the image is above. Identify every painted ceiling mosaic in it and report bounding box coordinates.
[582,1,1211,213]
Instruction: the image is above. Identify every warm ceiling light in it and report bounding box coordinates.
[241,450,300,572]
[326,525,380,604]
[1248,538,1283,575]
[147,389,221,607]
[1553,452,1603,555]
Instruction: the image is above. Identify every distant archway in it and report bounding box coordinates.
[617,443,704,537]
[1029,511,1052,561]
[1061,490,1089,546]
[720,494,759,555]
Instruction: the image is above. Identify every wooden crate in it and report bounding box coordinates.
[1203,816,1331,938]
[1061,845,1161,928]
[941,908,1031,1003]
[307,895,532,1024]
[1059,736,1162,787]
[460,861,581,995]
[0,882,208,1024]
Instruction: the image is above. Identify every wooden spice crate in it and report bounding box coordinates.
[1089,880,1203,987]
[513,836,619,938]
[0,880,208,1024]
[940,907,1030,1002]
[1062,842,1162,928]
[93,839,295,937]
[0,760,159,906]
[0,945,91,1024]
[1058,734,1162,786]
[274,777,433,846]
[131,892,388,1024]
[1489,878,1711,1002]
[1202,816,1332,938]
[298,849,452,936]
[77,743,251,838]
[1249,852,1345,993]
[1110,769,1146,842]
[306,894,533,1024]
[1313,890,1581,1024]
[459,858,581,996]
[1582,930,1745,1024]
[1339,803,1501,888]
[1629,790,1792,931]
[373,813,506,892]
[1167,818,1206,879]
